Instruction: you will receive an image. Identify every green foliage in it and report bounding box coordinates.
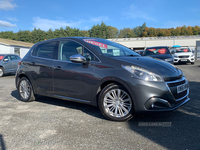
[0,23,200,43]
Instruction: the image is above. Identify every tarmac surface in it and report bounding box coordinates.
[0,61,200,150]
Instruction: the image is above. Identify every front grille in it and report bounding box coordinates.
[167,80,186,87]
[178,55,189,58]
[173,90,187,99]
[166,78,188,101]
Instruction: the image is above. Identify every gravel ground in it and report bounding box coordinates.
[0,61,200,150]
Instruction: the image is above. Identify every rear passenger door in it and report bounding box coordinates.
[29,41,59,95]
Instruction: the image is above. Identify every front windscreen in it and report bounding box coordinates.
[83,39,140,57]
[173,48,191,53]
[144,48,170,55]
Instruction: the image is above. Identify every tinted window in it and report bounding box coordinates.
[33,42,57,59]
[144,48,170,55]
[16,56,21,59]
[58,40,97,61]
[11,55,17,60]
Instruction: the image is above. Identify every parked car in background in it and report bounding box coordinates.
[0,54,21,77]
[15,37,190,121]
[143,46,173,64]
[171,47,195,65]
[135,50,145,55]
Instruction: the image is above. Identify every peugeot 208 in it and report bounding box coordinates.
[15,37,190,121]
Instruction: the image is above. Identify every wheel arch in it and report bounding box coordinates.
[92,77,136,107]
[16,73,37,94]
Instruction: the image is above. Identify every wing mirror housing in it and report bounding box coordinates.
[70,54,88,63]
[3,58,9,62]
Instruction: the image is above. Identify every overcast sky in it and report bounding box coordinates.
[0,0,200,32]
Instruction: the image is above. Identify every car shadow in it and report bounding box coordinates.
[0,134,6,150]
[11,90,105,120]
[11,81,200,149]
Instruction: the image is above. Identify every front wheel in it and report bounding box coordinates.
[17,77,36,102]
[191,62,195,65]
[98,84,134,121]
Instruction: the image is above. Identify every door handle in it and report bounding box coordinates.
[53,66,62,70]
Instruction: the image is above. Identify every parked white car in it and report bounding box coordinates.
[172,47,195,65]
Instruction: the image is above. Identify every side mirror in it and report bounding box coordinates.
[70,54,87,63]
[171,51,174,54]
[3,58,9,62]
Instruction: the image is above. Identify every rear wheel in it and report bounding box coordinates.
[18,77,36,102]
[0,67,4,77]
[98,84,134,121]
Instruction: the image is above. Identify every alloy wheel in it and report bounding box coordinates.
[19,80,30,100]
[103,89,132,118]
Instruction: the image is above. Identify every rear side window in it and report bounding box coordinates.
[32,42,58,59]
[0,56,4,60]
[16,56,21,59]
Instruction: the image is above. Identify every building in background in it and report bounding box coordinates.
[108,35,200,59]
[0,38,33,58]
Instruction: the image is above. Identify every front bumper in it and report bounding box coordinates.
[174,57,195,63]
[127,77,190,113]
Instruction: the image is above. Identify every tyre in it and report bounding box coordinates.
[0,67,4,77]
[98,84,134,121]
[17,77,36,102]
[191,62,195,65]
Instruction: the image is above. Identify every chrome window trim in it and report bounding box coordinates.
[165,77,189,101]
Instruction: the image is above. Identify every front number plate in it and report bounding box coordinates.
[181,59,187,61]
[177,83,188,93]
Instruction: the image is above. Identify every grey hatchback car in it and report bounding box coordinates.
[0,54,21,77]
[15,37,190,121]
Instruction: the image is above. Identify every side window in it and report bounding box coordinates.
[4,55,11,61]
[83,49,96,61]
[11,55,17,60]
[33,42,57,59]
[58,40,98,61]
[58,41,79,61]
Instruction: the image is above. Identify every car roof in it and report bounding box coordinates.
[146,46,169,49]
[0,54,19,55]
[0,54,20,57]
[33,37,103,45]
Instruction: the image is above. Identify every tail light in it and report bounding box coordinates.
[18,61,21,68]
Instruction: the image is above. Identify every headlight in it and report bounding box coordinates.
[173,55,178,58]
[191,54,194,57]
[165,58,173,61]
[122,65,163,82]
